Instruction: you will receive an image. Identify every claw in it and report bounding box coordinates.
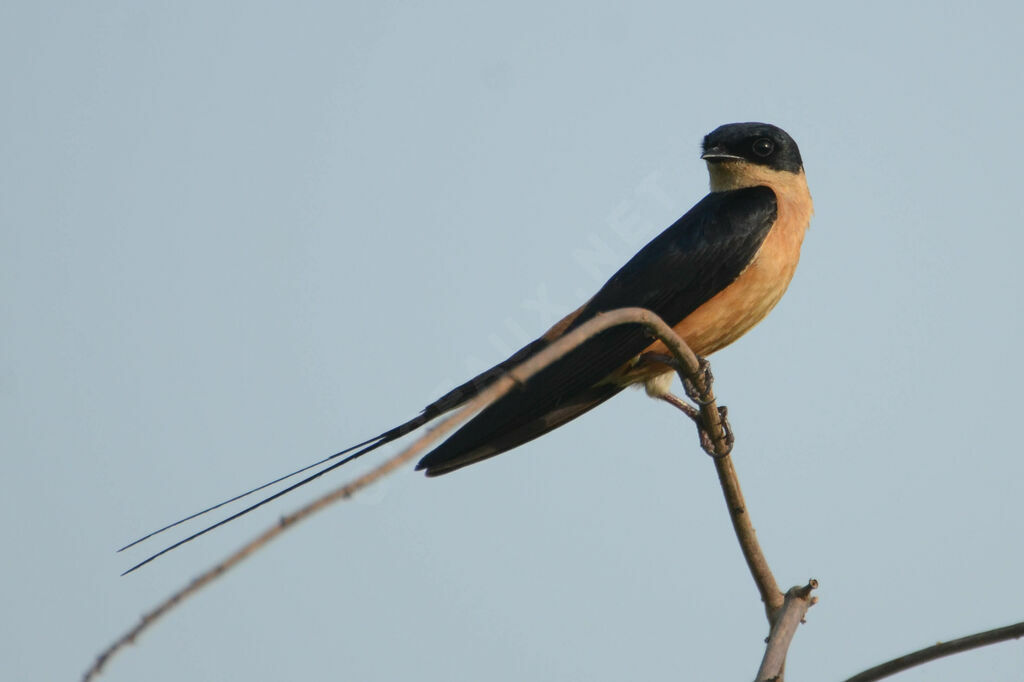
[701,406,734,459]
[717,406,735,456]
[683,356,716,405]
[660,360,733,460]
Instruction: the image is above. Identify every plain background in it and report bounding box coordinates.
[4,2,1023,680]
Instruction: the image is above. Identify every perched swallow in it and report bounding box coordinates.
[123,122,812,572]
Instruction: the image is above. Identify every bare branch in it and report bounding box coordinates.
[654,342,808,679]
[84,307,702,680]
[756,580,819,681]
[843,620,1024,682]
[654,354,783,617]
[83,445,420,682]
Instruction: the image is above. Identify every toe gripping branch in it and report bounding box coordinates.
[683,357,734,459]
[646,353,734,459]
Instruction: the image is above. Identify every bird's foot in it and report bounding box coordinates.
[659,393,733,458]
[699,405,734,459]
[683,356,715,405]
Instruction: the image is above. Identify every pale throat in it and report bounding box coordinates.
[705,161,814,245]
[707,160,799,193]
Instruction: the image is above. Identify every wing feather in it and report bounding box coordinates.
[417,186,778,475]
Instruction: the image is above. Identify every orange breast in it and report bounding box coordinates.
[623,172,813,386]
[672,200,808,356]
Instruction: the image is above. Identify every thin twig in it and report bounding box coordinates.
[655,344,800,678]
[84,307,701,681]
[843,620,1024,682]
[83,444,421,681]
[756,580,818,681]
[712,447,784,617]
[654,353,784,617]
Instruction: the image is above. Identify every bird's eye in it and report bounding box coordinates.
[752,138,775,157]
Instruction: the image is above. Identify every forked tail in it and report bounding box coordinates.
[119,410,434,575]
[118,337,547,574]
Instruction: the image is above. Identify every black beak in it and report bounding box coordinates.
[701,145,744,162]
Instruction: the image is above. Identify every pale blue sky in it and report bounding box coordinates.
[3,2,1024,681]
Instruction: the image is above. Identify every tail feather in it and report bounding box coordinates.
[117,434,385,553]
[120,410,437,574]
[121,334,560,572]
[417,383,624,476]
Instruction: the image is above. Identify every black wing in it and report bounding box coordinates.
[416,185,778,475]
[121,186,776,571]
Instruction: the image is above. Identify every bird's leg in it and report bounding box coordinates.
[658,392,700,422]
[660,392,733,457]
[641,352,702,420]
[654,354,734,459]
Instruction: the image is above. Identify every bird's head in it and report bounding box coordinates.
[701,122,804,192]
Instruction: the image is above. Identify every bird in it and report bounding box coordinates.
[122,121,813,573]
